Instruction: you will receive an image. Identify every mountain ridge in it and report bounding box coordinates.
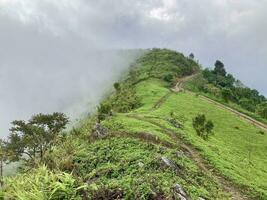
[2,48,266,200]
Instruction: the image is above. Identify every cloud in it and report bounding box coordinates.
[0,0,267,136]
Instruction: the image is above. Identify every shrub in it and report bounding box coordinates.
[112,86,141,113]
[221,88,234,103]
[163,74,174,83]
[239,98,256,112]
[192,114,214,140]
[256,102,267,119]
[113,82,121,92]
[2,165,86,199]
[97,102,112,121]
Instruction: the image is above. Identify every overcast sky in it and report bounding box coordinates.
[0,0,266,137]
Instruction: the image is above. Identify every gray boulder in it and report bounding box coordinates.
[92,123,108,138]
[161,156,178,170]
[173,183,188,200]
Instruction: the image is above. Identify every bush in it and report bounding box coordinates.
[113,82,121,92]
[2,166,86,199]
[97,102,112,121]
[163,74,174,83]
[192,114,214,140]
[112,86,141,113]
[239,98,256,112]
[256,103,267,119]
[221,88,235,103]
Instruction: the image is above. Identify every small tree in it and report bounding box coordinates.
[113,82,121,92]
[97,102,112,122]
[192,114,214,140]
[221,88,234,102]
[214,60,226,77]
[6,113,69,162]
[163,74,174,83]
[189,53,195,60]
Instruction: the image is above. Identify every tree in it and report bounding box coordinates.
[113,82,121,92]
[6,113,69,162]
[256,103,267,119]
[221,88,234,102]
[202,68,216,85]
[189,53,194,60]
[192,114,214,140]
[239,98,256,112]
[224,74,235,88]
[97,102,112,122]
[214,60,226,77]
[163,74,174,83]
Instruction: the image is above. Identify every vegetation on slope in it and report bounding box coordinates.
[1,49,266,200]
[184,60,267,124]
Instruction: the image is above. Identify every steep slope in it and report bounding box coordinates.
[2,49,266,200]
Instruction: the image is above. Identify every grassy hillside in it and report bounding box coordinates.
[2,49,266,200]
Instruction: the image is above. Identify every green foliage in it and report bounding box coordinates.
[163,74,174,83]
[192,114,214,140]
[256,102,267,119]
[113,82,121,92]
[6,113,69,162]
[239,98,256,112]
[169,111,186,129]
[201,60,266,116]
[97,102,112,122]
[135,48,200,82]
[2,165,85,200]
[189,53,194,60]
[66,137,227,199]
[111,85,141,113]
[221,88,235,102]
[214,60,226,76]
[4,48,266,199]
[202,68,235,88]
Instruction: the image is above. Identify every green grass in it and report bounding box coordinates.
[184,75,267,125]
[3,48,266,199]
[130,79,267,199]
[65,137,229,199]
[102,114,174,144]
[134,78,170,112]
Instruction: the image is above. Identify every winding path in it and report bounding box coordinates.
[173,74,267,132]
[127,114,251,200]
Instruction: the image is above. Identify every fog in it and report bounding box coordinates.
[1,0,267,137]
[0,16,138,137]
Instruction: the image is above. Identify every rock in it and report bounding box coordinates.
[198,197,206,200]
[174,184,187,197]
[161,156,177,169]
[177,194,187,200]
[138,162,144,168]
[173,183,188,200]
[92,123,108,138]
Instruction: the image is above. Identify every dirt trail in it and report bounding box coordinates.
[127,114,251,200]
[151,73,199,111]
[171,73,199,92]
[198,94,267,132]
[173,74,267,132]
[151,91,172,110]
